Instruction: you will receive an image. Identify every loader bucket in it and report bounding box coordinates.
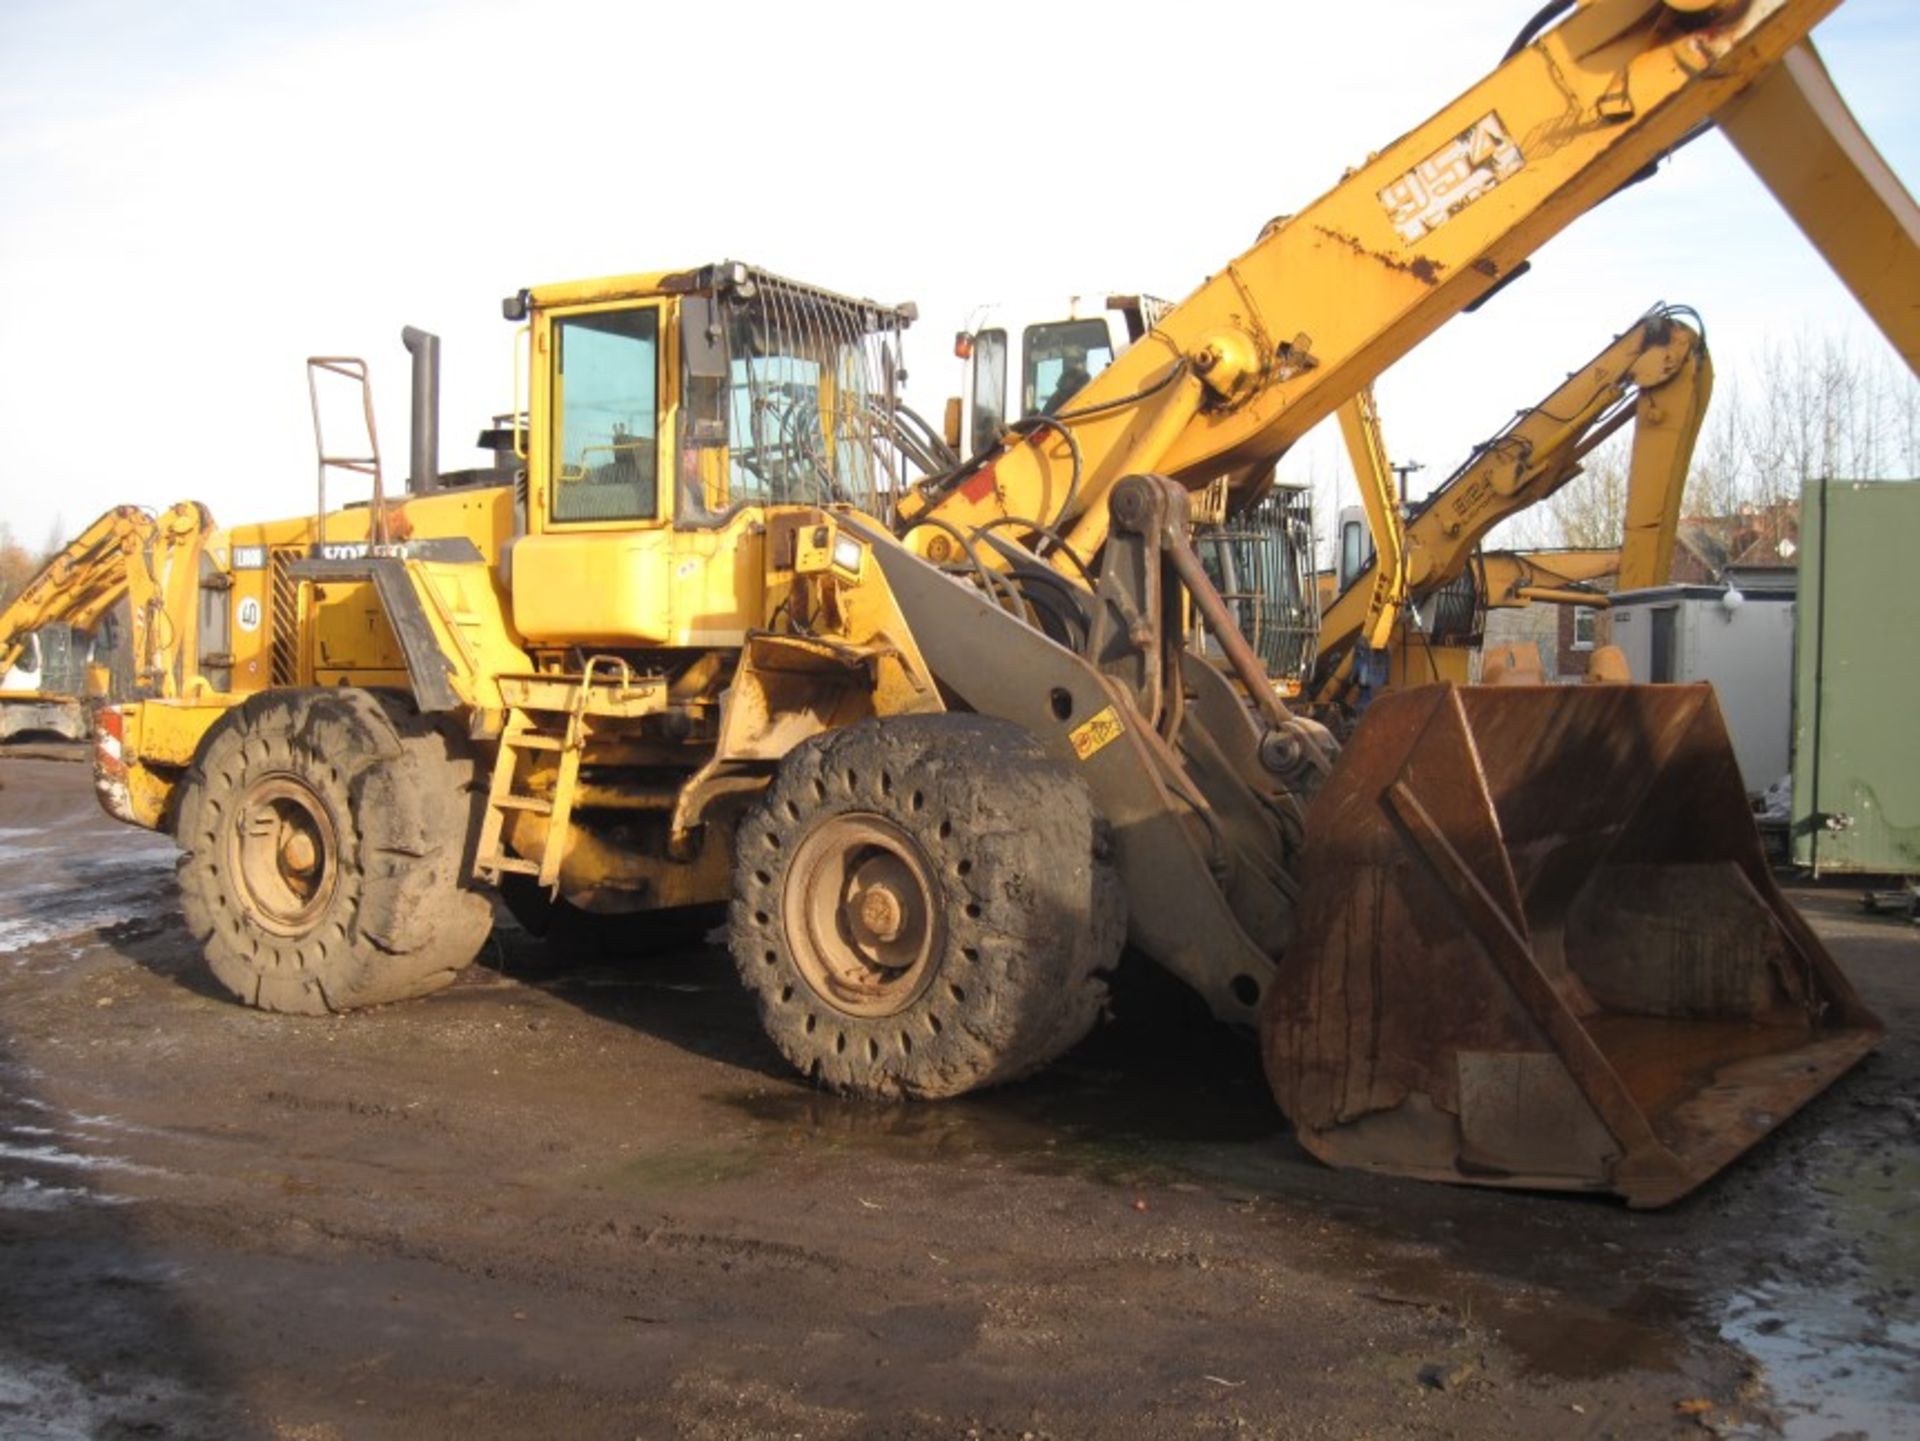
[1263,683,1882,1207]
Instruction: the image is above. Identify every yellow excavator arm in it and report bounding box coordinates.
[1332,388,1404,656]
[0,506,155,681]
[0,501,215,698]
[1480,547,1625,608]
[1313,304,1709,690]
[900,0,1910,572]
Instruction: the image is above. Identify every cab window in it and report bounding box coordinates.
[970,329,1008,452]
[1340,517,1368,590]
[1024,320,1113,416]
[551,308,659,524]
[678,301,879,525]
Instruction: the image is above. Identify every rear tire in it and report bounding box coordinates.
[731,715,1125,1099]
[175,688,493,1014]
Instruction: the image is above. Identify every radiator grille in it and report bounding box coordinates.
[269,549,299,687]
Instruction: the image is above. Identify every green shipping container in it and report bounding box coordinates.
[1793,479,1920,876]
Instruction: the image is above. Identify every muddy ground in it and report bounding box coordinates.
[0,748,1915,1441]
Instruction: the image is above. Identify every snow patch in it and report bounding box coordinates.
[0,1176,125,1212]
[0,1140,164,1176]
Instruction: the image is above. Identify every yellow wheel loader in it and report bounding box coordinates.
[94,0,1913,1205]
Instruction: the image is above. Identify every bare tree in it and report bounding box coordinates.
[0,523,39,608]
[1741,331,1916,500]
[1523,329,1918,546]
[1683,372,1747,518]
[1900,358,1920,479]
[1544,433,1630,548]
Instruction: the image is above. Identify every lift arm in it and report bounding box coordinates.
[132,502,217,699]
[899,0,1907,575]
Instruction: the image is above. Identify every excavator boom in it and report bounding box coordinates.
[1313,305,1710,696]
[0,501,215,705]
[1719,42,1920,371]
[0,506,154,681]
[901,0,1913,570]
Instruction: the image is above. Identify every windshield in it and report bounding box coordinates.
[679,274,908,525]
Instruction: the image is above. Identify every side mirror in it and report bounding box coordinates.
[680,294,728,383]
[680,295,730,447]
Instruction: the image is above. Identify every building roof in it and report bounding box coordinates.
[1672,501,1798,582]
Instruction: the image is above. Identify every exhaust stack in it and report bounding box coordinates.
[401,326,440,495]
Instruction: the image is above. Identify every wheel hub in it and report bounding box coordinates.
[786,814,943,1017]
[280,829,319,876]
[229,773,339,938]
[855,884,904,946]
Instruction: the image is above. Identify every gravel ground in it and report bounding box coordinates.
[1,748,1914,1440]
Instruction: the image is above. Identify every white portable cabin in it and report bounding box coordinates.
[1607,579,1797,796]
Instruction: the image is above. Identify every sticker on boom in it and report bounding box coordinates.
[1379,113,1525,244]
[1068,706,1124,761]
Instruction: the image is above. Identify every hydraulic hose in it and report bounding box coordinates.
[1503,0,1574,61]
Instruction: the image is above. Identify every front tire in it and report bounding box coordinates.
[175,688,493,1013]
[731,715,1125,1099]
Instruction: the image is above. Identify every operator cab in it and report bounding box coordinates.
[506,262,917,649]
[951,295,1170,458]
[2,631,41,692]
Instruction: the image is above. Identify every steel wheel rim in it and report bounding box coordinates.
[785,813,943,1018]
[229,772,340,937]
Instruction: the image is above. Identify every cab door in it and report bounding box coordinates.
[513,301,674,645]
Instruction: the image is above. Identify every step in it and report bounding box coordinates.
[494,795,555,815]
[483,856,541,877]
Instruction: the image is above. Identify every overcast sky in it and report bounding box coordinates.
[1,0,1914,550]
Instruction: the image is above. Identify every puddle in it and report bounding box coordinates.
[723,1048,1286,1192]
[1723,1286,1920,1440]
[0,1351,188,1441]
[1343,1236,1699,1380]
[718,970,1287,1192]
[3,917,138,955]
[0,850,177,954]
[602,1144,766,1191]
[0,905,172,954]
[1720,1153,1920,1440]
[724,1070,1724,1394]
